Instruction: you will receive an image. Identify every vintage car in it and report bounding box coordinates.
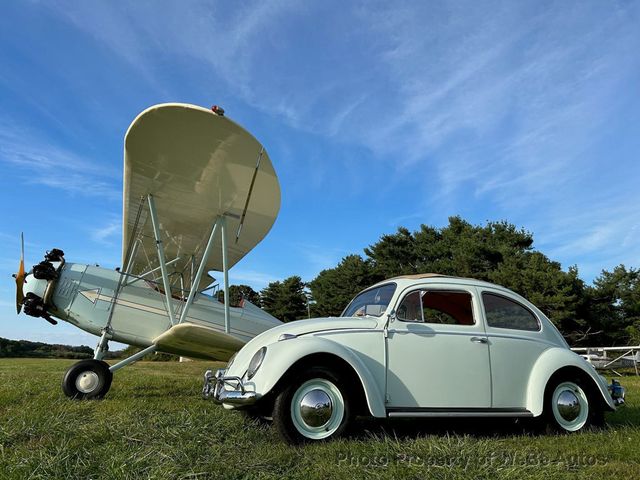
[203,274,625,444]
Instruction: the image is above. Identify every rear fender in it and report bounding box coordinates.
[526,347,615,416]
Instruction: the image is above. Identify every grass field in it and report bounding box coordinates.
[1,359,639,479]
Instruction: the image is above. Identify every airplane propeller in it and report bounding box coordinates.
[14,233,25,314]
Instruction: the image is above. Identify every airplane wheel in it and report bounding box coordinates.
[62,359,113,400]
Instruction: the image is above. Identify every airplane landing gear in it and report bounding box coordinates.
[62,359,113,399]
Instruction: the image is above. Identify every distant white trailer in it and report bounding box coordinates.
[571,345,640,376]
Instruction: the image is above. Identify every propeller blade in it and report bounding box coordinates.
[15,233,25,314]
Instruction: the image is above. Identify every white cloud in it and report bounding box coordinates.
[90,220,121,245]
[228,269,279,289]
[0,118,120,200]
[535,198,640,269]
[17,0,640,284]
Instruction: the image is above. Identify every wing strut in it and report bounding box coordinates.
[178,217,221,325]
[174,215,233,333]
[122,195,146,284]
[235,147,263,244]
[126,257,182,287]
[148,194,176,326]
[220,216,230,333]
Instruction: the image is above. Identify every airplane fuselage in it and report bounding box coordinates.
[23,261,281,360]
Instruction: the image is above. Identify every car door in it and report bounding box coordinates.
[385,284,491,410]
[480,289,550,409]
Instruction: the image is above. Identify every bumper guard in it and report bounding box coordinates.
[608,378,626,407]
[202,368,257,406]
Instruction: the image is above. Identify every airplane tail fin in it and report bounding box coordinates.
[241,298,281,324]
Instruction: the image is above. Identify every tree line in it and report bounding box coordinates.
[0,337,94,358]
[244,216,638,347]
[5,216,637,357]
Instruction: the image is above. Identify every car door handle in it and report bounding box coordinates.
[470,336,488,344]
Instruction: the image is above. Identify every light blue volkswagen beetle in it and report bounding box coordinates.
[203,274,625,444]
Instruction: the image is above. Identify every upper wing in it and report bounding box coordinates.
[122,103,280,291]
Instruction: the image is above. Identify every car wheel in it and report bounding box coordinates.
[62,359,113,400]
[273,367,352,445]
[544,378,600,433]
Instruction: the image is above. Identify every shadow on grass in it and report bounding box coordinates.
[347,416,533,441]
[343,405,640,441]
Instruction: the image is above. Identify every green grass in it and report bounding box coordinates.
[0,359,639,479]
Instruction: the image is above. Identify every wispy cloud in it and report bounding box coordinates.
[9,0,640,284]
[0,118,120,200]
[90,220,121,245]
[291,242,353,278]
[228,269,279,289]
[532,198,640,280]
[46,2,639,190]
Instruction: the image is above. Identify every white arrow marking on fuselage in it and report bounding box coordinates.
[79,289,173,317]
[80,289,101,304]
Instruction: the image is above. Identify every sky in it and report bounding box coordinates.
[1,0,639,348]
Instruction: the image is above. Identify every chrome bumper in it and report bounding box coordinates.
[609,378,626,407]
[202,368,257,406]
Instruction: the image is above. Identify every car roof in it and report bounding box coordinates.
[373,273,509,292]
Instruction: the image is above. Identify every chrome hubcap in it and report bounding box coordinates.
[76,371,99,393]
[290,378,345,440]
[299,389,333,427]
[551,382,589,431]
[556,390,580,421]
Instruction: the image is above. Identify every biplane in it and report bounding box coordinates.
[13,103,282,399]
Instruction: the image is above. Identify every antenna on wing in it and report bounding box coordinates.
[235,147,263,244]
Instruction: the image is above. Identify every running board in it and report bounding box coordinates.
[387,408,533,418]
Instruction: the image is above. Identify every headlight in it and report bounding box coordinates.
[247,347,267,380]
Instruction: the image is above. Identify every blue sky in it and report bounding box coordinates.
[1,1,639,347]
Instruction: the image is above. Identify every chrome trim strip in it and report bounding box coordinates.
[388,411,533,418]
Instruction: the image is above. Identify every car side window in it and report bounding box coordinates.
[482,293,540,331]
[397,291,423,321]
[397,289,475,325]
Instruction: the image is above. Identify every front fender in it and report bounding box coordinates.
[248,336,386,417]
[526,347,615,416]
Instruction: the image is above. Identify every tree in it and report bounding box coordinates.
[260,276,308,322]
[310,216,600,341]
[412,217,533,278]
[264,216,635,345]
[488,252,587,340]
[217,284,261,307]
[365,217,534,280]
[309,255,381,317]
[364,227,416,278]
[0,337,94,359]
[587,265,640,345]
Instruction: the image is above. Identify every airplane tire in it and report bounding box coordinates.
[62,359,113,400]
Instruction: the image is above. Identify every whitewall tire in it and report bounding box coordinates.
[273,367,352,445]
[544,378,601,433]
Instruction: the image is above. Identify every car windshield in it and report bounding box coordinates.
[341,283,396,317]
